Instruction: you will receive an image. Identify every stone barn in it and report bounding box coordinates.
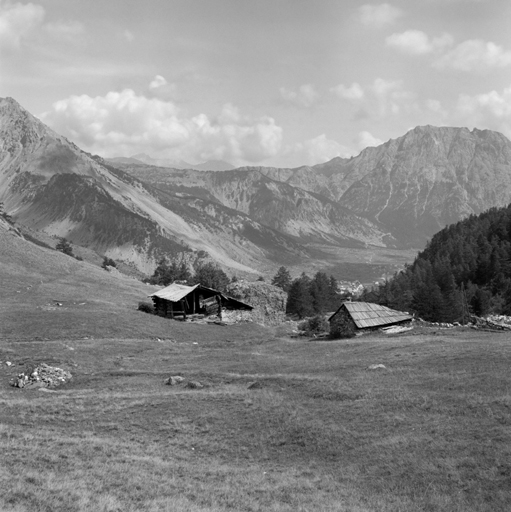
[329,301,412,338]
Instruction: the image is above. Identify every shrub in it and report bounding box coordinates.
[102,256,117,269]
[137,301,155,314]
[298,315,329,335]
[56,237,74,257]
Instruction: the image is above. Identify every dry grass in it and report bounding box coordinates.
[2,229,511,510]
[2,330,511,511]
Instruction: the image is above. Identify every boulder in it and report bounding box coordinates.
[186,380,204,389]
[10,364,72,389]
[164,375,185,386]
[226,281,287,325]
[367,364,386,370]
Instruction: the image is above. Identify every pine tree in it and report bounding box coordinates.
[271,266,292,292]
[286,273,314,318]
[310,272,331,314]
[56,237,74,257]
[192,262,229,291]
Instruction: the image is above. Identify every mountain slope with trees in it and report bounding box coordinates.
[362,204,511,321]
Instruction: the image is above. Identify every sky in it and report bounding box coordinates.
[1,0,511,167]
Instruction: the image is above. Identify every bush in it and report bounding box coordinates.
[56,237,74,257]
[102,256,117,269]
[298,315,329,335]
[137,301,155,314]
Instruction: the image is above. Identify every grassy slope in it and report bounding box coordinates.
[1,226,511,511]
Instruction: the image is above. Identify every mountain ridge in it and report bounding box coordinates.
[4,96,511,278]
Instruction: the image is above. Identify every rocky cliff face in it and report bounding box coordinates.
[242,126,511,246]
[334,126,511,244]
[118,164,395,247]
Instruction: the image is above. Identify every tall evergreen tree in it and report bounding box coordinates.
[286,273,314,318]
[271,266,292,292]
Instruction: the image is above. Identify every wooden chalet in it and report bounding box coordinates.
[149,283,252,320]
[329,301,412,337]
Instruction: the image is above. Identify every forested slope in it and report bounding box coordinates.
[362,205,511,321]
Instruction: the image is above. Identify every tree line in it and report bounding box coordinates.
[361,204,511,322]
[148,257,230,291]
[271,266,345,318]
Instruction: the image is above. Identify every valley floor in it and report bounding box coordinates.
[1,327,511,512]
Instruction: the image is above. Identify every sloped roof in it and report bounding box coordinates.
[149,282,253,310]
[330,301,412,329]
[149,283,199,302]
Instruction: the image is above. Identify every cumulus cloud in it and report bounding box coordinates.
[456,86,511,137]
[332,78,416,118]
[148,75,177,99]
[279,84,319,108]
[387,29,511,72]
[359,3,403,28]
[371,78,416,115]
[41,88,283,165]
[434,39,511,71]
[357,131,384,150]
[149,75,167,90]
[0,0,45,51]
[386,30,453,55]
[282,134,353,167]
[426,99,447,116]
[331,82,364,100]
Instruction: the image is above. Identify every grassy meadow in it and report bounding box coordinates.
[1,228,511,511]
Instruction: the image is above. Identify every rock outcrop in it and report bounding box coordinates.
[11,364,72,389]
[226,281,287,325]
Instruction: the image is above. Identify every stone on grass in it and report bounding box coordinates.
[164,375,185,386]
[186,380,204,389]
[10,364,72,389]
[367,364,386,370]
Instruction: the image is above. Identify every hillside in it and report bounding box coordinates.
[115,163,395,248]
[272,126,511,245]
[4,96,511,279]
[362,203,511,321]
[0,97,342,275]
[117,126,511,248]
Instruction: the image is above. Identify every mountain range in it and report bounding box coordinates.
[108,154,235,172]
[2,96,511,278]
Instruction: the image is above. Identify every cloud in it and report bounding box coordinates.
[434,39,511,71]
[371,78,416,115]
[0,0,45,51]
[357,131,384,150]
[279,84,319,108]
[282,134,353,166]
[387,29,511,72]
[359,3,403,28]
[456,86,511,137]
[425,99,447,116]
[41,88,283,165]
[148,75,178,101]
[386,30,453,55]
[123,29,134,42]
[332,78,417,117]
[149,75,168,90]
[331,82,364,100]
